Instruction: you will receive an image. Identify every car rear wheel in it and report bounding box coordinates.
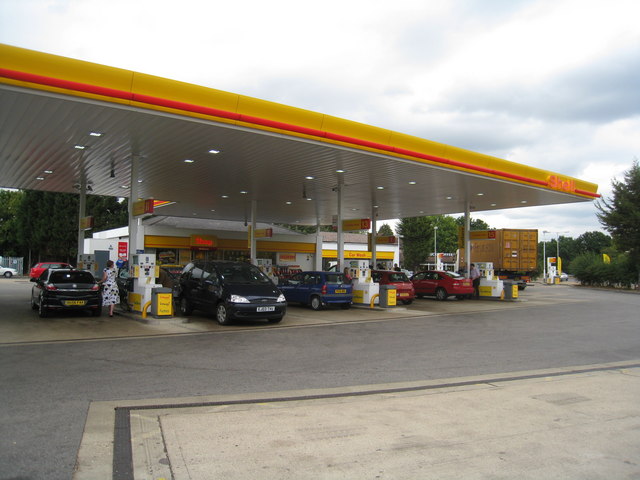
[38,297,48,318]
[310,295,323,311]
[179,297,193,316]
[3,271,12,278]
[435,288,448,301]
[216,303,231,325]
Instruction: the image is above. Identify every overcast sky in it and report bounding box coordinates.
[1,0,639,239]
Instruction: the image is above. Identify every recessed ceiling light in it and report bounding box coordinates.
[446,196,453,200]
[490,203,497,207]
[183,159,195,163]
[137,179,143,183]
[44,170,53,174]
[120,185,129,189]
[240,190,248,194]
[89,132,103,137]
[376,186,384,190]
[305,176,315,180]
[74,145,86,150]
[193,213,197,216]
[208,149,221,154]
[336,169,345,173]
[36,177,44,181]
[221,195,229,199]
[521,200,527,204]
[210,209,216,212]
[477,193,484,196]
[373,205,379,208]
[351,208,358,211]
[408,181,417,185]
[285,201,292,205]
[306,197,313,201]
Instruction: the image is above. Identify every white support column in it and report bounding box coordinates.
[370,206,377,269]
[250,200,257,265]
[77,170,87,262]
[315,219,323,271]
[128,155,141,259]
[337,182,344,272]
[464,201,471,278]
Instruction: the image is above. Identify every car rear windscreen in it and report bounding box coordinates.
[50,271,95,284]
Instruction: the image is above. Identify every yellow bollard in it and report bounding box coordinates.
[370,294,379,308]
[141,300,152,319]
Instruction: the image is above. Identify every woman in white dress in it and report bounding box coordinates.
[100,260,119,317]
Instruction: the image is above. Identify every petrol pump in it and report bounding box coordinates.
[257,258,279,283]
[129,254,160,312]
[475,261,504,297]
[77,254,99,278]
[546,256,561,284]
[350,260,379,305]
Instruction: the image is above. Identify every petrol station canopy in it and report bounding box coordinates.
[0,44,600,227]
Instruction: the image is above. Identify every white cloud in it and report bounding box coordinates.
[1,0,639,240]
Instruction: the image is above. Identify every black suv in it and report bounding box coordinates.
[177,261,286,325]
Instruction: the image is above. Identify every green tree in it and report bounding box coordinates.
[398,215,486,270]
[15,190,129,263]
[575,231,611,254]
[596,160,640,284]
[377,223,394,236]
[0,189,24,256]
[275,223,334,234]
[397,216,434,270]
[454,216,491,231]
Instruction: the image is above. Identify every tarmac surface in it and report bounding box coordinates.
[3,278,639,479]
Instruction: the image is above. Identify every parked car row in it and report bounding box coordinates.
[26,261,477,322]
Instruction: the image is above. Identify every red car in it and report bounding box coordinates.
[411,270,474,301]
[371,270,415,305]
[29,262,73,279]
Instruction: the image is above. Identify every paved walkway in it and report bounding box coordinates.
[75,361,640,479]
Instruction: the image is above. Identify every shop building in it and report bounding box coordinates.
[85,216,399,274]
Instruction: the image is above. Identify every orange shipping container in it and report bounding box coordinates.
[459,229,538,272]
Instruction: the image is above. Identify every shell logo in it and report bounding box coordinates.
[547,175,576,193]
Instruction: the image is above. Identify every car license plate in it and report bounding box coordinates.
[335,289,346,293]
[256,306,275,312]
[399,292,409,297]
[65,300,86,306]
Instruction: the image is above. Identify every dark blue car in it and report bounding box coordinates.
[278,271,352,310]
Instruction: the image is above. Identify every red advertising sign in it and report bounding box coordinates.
[118,241,128,260]
[342,218,371,231]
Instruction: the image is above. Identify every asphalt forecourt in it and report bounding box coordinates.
[76,361,640,480]
[0,278,580,344]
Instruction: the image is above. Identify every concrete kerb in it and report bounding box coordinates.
[73,360,640,480]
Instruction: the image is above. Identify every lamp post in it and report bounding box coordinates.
[542,230,549,281]
[434,225,438,269]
